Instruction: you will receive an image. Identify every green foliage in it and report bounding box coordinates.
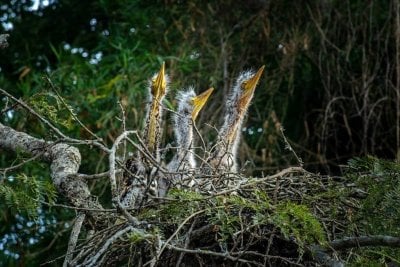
[205,191,326,247]
[206,196,241,241]
[347,156,400,235]
[348,156,400,176]
[204,190,271,240]
[345,156,400,264]
[129,230,148,244]
[348,248,400,267]
[28,92,74,129]
[152,189,203,224]
[0,174,57,219]
[270,202,326,249]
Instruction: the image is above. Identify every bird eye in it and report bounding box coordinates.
[241,81,248,89]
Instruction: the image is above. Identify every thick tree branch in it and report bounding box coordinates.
[330,235,400,250]
[310,235,400,267]
[0,122,105,220]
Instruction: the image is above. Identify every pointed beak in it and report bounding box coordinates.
[191,87,214,121]
[239,65,265,109]
[152,62,167,98]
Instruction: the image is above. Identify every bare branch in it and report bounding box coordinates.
[63,213,86,267]
[109,130,137,201]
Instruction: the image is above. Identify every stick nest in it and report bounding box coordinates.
[71,167,362,266]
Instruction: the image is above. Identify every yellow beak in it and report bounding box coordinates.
[152,62,167,99]
[239,65,265,109]
[191,87,214,121]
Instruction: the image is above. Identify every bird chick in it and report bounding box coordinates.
[143,62,168,161]
[121,63,168,209]
[209,66,265,173]
[158,87,214,197]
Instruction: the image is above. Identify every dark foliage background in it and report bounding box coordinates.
[1,0,399,265]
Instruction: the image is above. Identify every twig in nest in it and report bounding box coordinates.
[280,126,304,167]
[63,212,86,267]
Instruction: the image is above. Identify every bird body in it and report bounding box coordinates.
[121,63,168,208]
[143,63,168,162]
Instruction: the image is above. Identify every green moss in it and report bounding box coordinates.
[270,202,326,249]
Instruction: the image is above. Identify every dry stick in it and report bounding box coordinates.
[208,166,306,197]
[109,130,137,200]
[307,5,342,53]
[176,221,196,267]
[396,0,400,161]
[233,251,304,267]
[0,95,15,114]
[82,226,133,267]
[63,213,86,267]
[1,139,111,181]
[77,169,122,180]
[109,130,140,225]
[40,201,115,213]
[280,126,303,167]
[164,244,265,267]
[117,100,128,161]
[126,135,168,174]
[156,209,208,261]
[0,89,65,137]
[193,118,207,154]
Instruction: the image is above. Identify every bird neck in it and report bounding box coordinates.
[214,106,245,172]
[143,96,163,159]
[173,114,195,166]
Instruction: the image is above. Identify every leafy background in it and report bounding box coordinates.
[1,0,400,265]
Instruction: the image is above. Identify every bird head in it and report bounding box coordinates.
[236,65,265,112]
[150,62,167,100]
[221,66,265,148]
[176,87,214,121]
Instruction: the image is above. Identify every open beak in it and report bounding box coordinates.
[239,65,265,109]
[192,87,214,121]
[152,62,167,99]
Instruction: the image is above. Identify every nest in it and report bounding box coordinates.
[70,167,362,266]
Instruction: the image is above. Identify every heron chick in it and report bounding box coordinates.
[158,87,214,197]
[121,63,168,208]
[209,65,265,173]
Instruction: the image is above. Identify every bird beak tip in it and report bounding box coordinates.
[248,65,265,89]
[242,65,265,94]
[152,63,167,97]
